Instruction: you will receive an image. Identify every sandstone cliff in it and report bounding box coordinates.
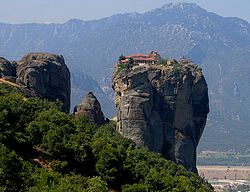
[112,61,209,172]
[73,92,106,125]
[0,53,71,113]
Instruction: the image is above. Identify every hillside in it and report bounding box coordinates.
[0,84,212,191]
[0,2,250,151]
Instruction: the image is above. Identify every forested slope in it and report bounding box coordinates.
[0,84,212,191]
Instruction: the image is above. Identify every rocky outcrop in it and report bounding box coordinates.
[15,53,70,112]
[0,53,70,113]
[112,62,209,172]
[73,92,106,125]
[0,57,16,79]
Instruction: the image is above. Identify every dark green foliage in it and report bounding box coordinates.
[157,58,168,65]
[118,62,133,70]
[128,58,134,65]
[0,84,18,95]
[0,144,32,192]
[28,109,75,158]
[121,147,212,192]
[28,108,96,175]
[118,63,127,72]
[27,169,88,192]
[117,57,134,73]
[95,144,123,185]
[122,183,148,192]
[86,176,108,192]
[0,86,60,152]
[172,62,181,75]
[119,54,126,61]
[91,123,130,187]
[0,84,212,191]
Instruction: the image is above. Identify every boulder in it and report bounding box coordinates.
[73,92,105,126]
[16,53,70,112]
[0,57,16,78]
[112,63,209,172]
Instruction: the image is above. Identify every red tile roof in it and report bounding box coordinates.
[120,51,161,63]
[120,59,129,63]
[134,57,156,61]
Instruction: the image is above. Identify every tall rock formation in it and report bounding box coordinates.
[0,53,70,113]
[73,92,106,126]
[16,53,70,112]
[112,61,209,172]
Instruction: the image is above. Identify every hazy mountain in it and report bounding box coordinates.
[71,69,115,117]
[0,2,250,151]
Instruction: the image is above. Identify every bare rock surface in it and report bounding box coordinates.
[73,92,105,125]
[0,53,71,113]
[112,62,209,172]
[16,53,70,112]
[0,57,16,78]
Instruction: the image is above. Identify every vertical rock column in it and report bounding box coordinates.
[112,64,209,172]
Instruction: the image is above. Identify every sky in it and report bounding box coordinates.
[0,0,250,24]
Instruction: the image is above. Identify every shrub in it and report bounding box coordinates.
[0,144,32,192]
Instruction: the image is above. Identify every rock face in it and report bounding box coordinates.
[0,57,16,78]
[112,62,209,172]
[73,92,105,125]
[0,53,70,112]
[15,53,70,112]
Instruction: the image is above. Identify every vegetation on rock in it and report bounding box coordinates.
[114,55,201,79]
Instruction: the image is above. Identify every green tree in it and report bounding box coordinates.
[119,54,126,61]
[122,183,148,192]
[0,85,61,151]
[27,109,75,158]
[157,58,167,65]
[95,144,123,186]
[0,144,32,192]
[28,169,87,192]
[86,176,108,192]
